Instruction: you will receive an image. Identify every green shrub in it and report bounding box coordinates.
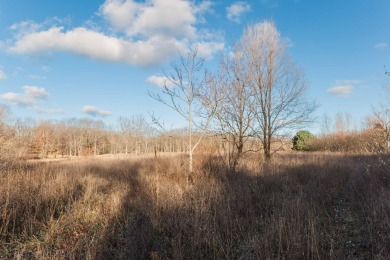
[292,130,315,151]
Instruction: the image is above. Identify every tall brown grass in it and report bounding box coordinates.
[1,152,389,259]
[306,129,384,153]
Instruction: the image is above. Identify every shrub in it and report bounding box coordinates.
[292,130,315,151]
[305,129,383,153]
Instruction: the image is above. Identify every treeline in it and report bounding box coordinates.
[0,110,265,160]
[296,112,390,154]
[0,113,200,160]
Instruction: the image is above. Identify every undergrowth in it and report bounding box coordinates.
[1,153,389,259]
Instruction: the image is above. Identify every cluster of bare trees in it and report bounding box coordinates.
[315,70,390,154]
[151,21,318,172]
[2,21,388,168]
[366,105,390,154]
[0,113,208,160]
[0,109,255,162]
[364,73,390,153]
[215,22,318,168]
[306,108,390,154]
[320,112,357,135]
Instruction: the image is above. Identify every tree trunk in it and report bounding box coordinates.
[232,141,243,172]
[264,138,271,160]
[94,136,97,156]
[189,149,193,173]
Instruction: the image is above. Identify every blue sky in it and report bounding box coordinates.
[0,0,389,133]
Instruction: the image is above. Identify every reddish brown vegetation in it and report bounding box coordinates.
[306,129,385,153]
[1,153,389,259]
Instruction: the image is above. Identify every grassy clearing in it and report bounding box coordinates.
[1,152,389,259]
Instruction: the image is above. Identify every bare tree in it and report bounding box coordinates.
[335,112,353,133]
[149,48,218,173]
[320,113,332,135]
[118,116,133,155]
[130,114,154,154]
[0,106,12,159]
[366,105,390,153]
[29,121,56,158]
[119,114,153,155]
[211,48,255,171]
[345,113,352,132]
[240,21,318,160]
[0,106,6,144]
[363,70,390,153]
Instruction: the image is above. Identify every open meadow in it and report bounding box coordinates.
[1,152,389,259]
[1,1,389,259]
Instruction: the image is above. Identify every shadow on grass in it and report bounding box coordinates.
[81,161,155,259]
[80,154,390,259]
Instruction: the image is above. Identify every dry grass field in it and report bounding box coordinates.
[1,152,389,259]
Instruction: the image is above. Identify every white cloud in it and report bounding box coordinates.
[82,105,112,117]
[226,2,251,23]
[100,0,208,38]
[196,41,225,58]
[99,0,141,33]
[8,0,223,67]
[374,42,388,49]
[327,79,365,97]
[194,0,214,23]
[0,70,6,80]
[9,17,71,37]
[9,20,43,38]
[0,86,49,106]
[0,85,63,114]
[327,85,353,97]
[195,0,214,13]
[9,27,187,66]
[147,75,171,88]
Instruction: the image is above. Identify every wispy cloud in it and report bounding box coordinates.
[327,80,363,98]
[374,42,388,49]
[0,85,63,114]
[82,105,112,117]
[8,0,224,67]
[226,2,251,23]
[195,41,225,58]
[327,85,353,97]
[0,70,6,80]
[0,86,49,106]
[147,75,171,88]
